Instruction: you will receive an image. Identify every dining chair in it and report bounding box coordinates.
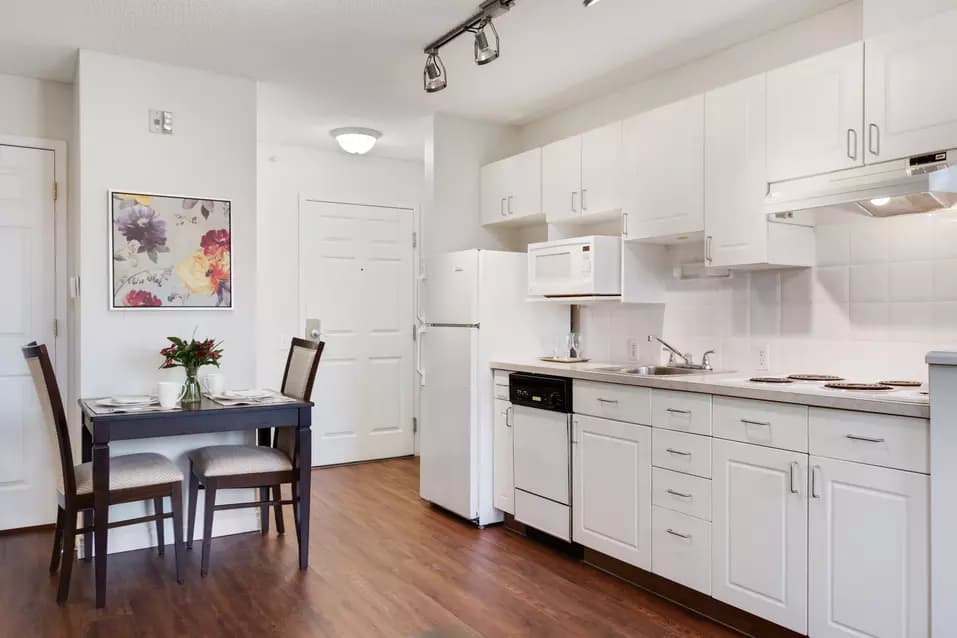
[22,342,186,603]
[186,337,324,576]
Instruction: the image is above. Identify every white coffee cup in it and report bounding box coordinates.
[157,381,186,409]
[201,373,225,396]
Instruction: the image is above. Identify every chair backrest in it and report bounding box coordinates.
[22,342,76,499]
[276,338,325,457]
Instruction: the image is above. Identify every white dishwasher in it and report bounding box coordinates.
[510,373,573,541]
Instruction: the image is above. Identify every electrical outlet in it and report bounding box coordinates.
[627,338,640,361]
[753,344,770,371]
[149,109,173,134]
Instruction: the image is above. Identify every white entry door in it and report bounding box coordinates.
[0,144,57,530]
[299,200,415,466]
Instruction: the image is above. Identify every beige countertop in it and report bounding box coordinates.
[491,360,930,419]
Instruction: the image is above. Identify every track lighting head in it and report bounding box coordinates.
[473,19,500,66]
[423,51,447,93]
[583,0,603,6]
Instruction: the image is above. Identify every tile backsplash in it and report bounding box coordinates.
[580,210,957,382]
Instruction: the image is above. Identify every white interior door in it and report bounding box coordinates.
[0,144,57,530]
[300,200,415,466]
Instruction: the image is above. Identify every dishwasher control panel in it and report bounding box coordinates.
[509,372,573,413]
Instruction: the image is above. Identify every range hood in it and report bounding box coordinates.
[765,149,957,218]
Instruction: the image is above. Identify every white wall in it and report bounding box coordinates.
[0,72,73,142]
[517,1,862,152]
[75,50,259,553]
[255,140,423,385]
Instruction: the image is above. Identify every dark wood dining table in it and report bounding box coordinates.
[78,396,313,608]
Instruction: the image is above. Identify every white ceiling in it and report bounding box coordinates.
[0,0,848,160]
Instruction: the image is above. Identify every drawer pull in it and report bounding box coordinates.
[666,489,693,499]
[741,419,771,427]
[846,434,885,443]
[596,398,619,405]
[666,528,692,540]
[666,408,691,415]
[666,448,691,457]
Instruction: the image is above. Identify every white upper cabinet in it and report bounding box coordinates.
[865,9,957,163]
[766,42,865,182]
[543,135,583,222]
[480,148,543,227]
[712,439,808,634]
[580,121,623,218]
[573,414,653,569]
[808,456,929,638]
[705,74,814,269]
[622,94,705,241]
[543,122,623,224]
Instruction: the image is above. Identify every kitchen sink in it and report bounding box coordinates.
[588,365,700,376]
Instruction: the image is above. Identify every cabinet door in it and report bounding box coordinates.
[622,94,705,240]
[712,439,808,634]
[542,135,582,223]
[480,159,507,226]
[865,9,957,162]
[704,74,769,268]
[573,414,653,570]
[766,42,864,181]
[580,121,622,217]
[505,147,542,220]
[493,399,514,514]
[808,456,929,638]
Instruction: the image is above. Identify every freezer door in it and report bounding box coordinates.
[419,325,478,520]
[426,250,479,325]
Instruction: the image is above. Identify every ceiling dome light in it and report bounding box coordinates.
[330,127,382,155]
[473,19,500,65]
[424,51,447,93]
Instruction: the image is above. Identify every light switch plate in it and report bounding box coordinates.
[149,109,173,134]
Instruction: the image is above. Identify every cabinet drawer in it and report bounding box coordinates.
[574,380,652,425]
[653,467,711,521]
[713,396,808,453]
[494,384,509,400]
[653,429,712,478]
[652,506,711,595]
[494,370,510,385]
[494,370,510,399]
[809,408,929,474]
[652,389,712,435]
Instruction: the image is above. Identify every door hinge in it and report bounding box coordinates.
[413,417,418,434]
[412,231,417,248]
[53,181,59,202]
[53,318,58,337]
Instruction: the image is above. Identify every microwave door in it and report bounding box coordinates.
[529,247,588,296]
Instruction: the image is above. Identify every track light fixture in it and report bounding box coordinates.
[423,50,447,93]
[472,18,500,66]
[583,0,603,6]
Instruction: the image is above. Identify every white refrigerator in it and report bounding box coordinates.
[419,249,568,526]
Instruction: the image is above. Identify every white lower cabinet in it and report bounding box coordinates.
[652,506,712,595]
[712,439,808,634]
[493,398,514,514]
[572,414,653,570]
[808,456,929,638]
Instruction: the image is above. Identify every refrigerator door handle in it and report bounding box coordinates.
[416,324,427,386]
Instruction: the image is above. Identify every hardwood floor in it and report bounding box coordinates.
[0,458,736,637]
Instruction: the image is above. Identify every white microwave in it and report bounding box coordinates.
[527,236,622,297]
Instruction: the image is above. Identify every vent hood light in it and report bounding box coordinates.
[766,149,957,219]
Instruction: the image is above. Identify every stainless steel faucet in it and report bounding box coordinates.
[649,336,716,370]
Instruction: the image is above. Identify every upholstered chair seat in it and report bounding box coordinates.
[72,453,183,495]
[188,445,292,479]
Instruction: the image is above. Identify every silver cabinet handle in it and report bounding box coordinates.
[666,528,692,540]
[846,128,858,160]
[581,188,588,211]
[868,123,880,156]
[666,408,691,415]
[846,434,885,443]
[500,197,506,216]
[789,461,800,494]
[571,191,578,213]
[666,489,692,499]
[597,398,619,405]
[811,465,822,499]
[666,448,691,456]
[505,406,513,428]
[741,419,771,427]
[622,212,628,237]
[507,195,514,215]
[571,419,578,444]
[705,235,713,264]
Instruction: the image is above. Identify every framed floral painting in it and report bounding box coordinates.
[110,191,232,309]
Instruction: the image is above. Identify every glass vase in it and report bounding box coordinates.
[183,366,203,404]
